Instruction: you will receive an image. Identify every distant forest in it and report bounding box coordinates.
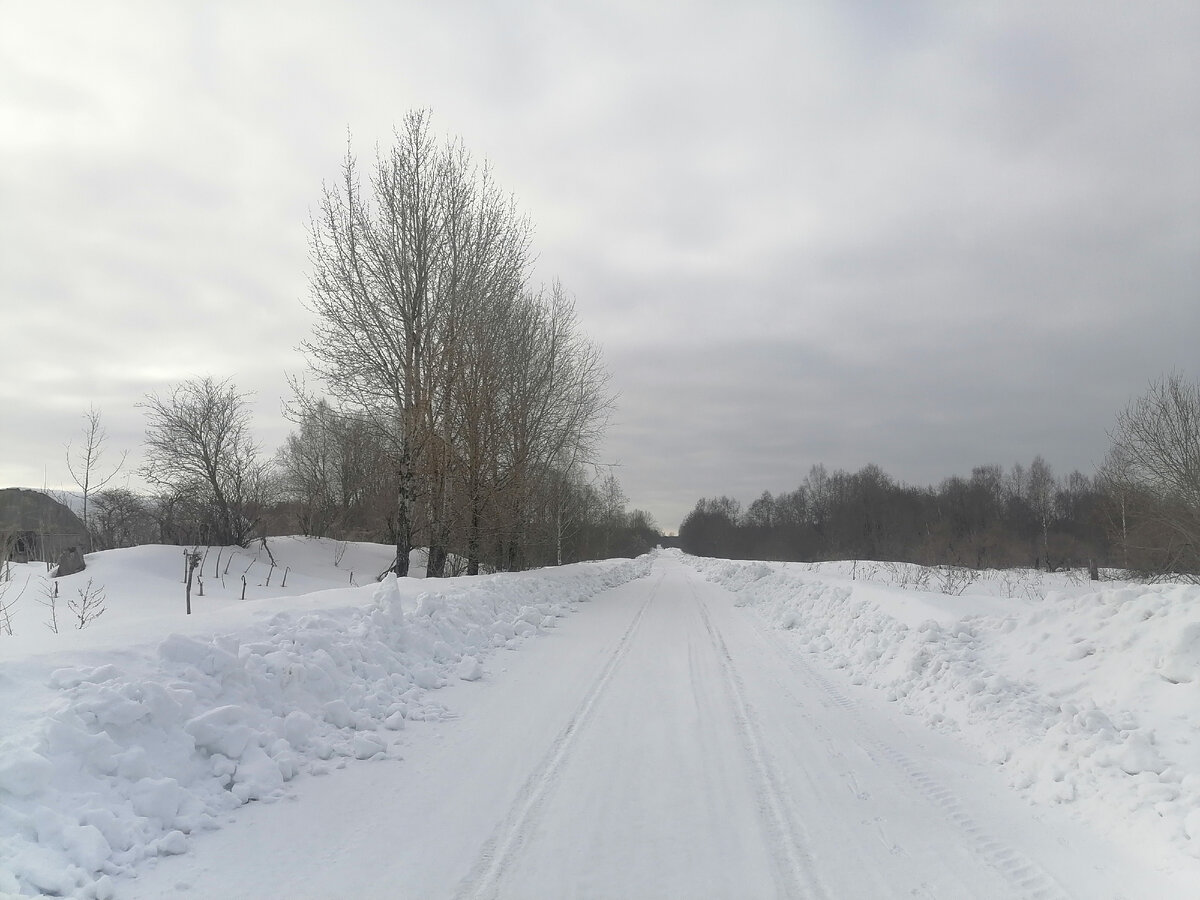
[680,374,1200,582]
[680,459,1109,572]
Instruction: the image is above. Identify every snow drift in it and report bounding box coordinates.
[0,546,651,899]
[687,554,1200,864]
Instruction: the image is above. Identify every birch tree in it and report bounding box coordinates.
[303,112,533,575]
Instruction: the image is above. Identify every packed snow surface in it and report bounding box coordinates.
[2,544,1198,898]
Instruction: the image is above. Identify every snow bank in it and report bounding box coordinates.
[0,554,650,898]
[689,555,1200,862]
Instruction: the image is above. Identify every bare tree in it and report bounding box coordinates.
[596,472,628,559]
[65,405,127,540]
[90,488,157,550]
[543,460,594,566]
[305,114,444,575]
[139,377,267,547]
[277,396,397,540]
[68,578,106,628]
[302,112,619,577]
[493,283,612,569]
[276,397,342,537]
[303,112,534,575]
[1028,455,1056,569]
[1103,373,1200,578]
[0,569,28,636]
[39,579,60,633]
[445,287,516,573]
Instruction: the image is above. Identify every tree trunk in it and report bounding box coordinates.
[467,502,481,576]
[427,544,447,578]
[393,454,413,577]
[394,527,411,577]
[425,457,450,578]
[555,501,564,567]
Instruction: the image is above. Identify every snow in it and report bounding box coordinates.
[2,544,1199,898]
[689,554,1200,870]
[0,539,649,898]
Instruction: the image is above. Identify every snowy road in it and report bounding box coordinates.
[118,556,1191,899]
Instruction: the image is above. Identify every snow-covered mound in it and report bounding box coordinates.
[687,554,1200,863]
[0,543,651,899]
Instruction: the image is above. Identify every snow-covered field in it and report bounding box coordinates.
[2,543,1198,898]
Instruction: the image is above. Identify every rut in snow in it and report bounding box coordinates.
[732,593,1072,900]
[692,580,830,900]
[454,574,664,900]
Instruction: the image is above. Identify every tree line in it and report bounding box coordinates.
[680,373,1200,581]
[64,112,661,574]
[78,375,659,571]
[680,459,1107,572]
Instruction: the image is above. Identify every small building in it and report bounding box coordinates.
[0,488,89,563]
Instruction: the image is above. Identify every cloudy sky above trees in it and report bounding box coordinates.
[3,0,1197,531]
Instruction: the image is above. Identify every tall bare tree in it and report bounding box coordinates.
[302,112,618,575]
[307,114,508,573]
[306,112,615,577]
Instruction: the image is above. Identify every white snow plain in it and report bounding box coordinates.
[1,543,1198,898]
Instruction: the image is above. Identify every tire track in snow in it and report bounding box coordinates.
[734,598,1072,900]
[453,573,663,900]
[690,579,830,900]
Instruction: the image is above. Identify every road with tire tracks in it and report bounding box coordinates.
[119,555,1187,899]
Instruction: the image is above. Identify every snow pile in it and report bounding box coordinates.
[688,555,1200,860]
[0,553,650,899]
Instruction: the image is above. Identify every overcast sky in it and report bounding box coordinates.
[2,1,1197,532]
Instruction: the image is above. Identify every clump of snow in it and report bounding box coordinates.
[457,655,483,682]
[0,543,651,898]
[0,750,53,799]
[688,555,1200,861]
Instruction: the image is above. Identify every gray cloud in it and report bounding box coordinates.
[2,1,1196,533]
